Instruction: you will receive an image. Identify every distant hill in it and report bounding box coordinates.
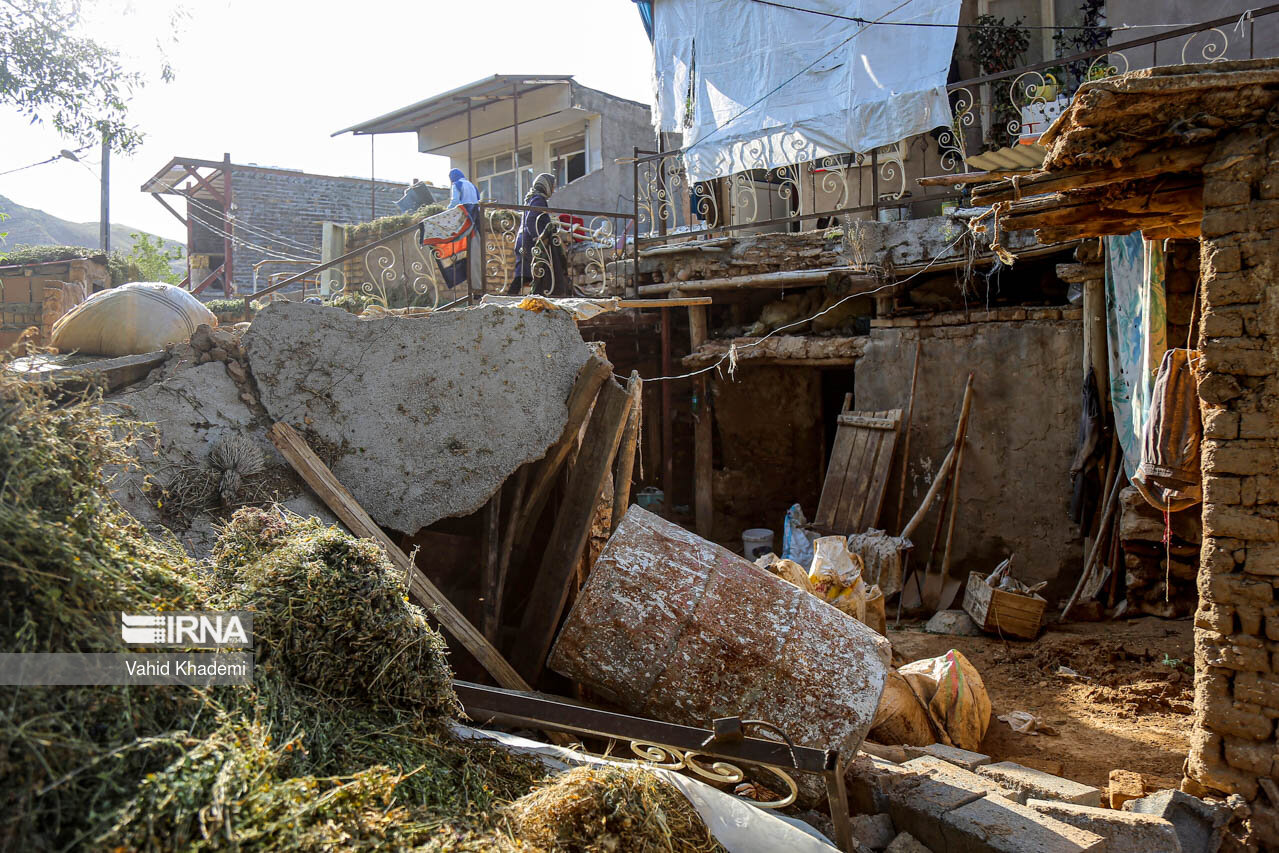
[0,193,181,257]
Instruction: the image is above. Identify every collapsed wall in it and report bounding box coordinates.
[244,301,591,533]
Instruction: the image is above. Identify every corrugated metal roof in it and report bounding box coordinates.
[966,143,1046,172]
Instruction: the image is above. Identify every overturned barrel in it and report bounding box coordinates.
[548,506,891,756]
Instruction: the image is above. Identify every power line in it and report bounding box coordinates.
[0,144,94,178]
[152,177,319,262]
[748,0,1113,29]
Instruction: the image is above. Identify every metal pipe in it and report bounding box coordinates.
[222,153,234,296]
[661,308,673,514]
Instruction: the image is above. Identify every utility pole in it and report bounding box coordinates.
[99,131,111,253]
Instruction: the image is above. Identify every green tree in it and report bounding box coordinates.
[124,232,183,284]
[0,0,174,151]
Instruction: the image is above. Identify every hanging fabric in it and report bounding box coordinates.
[1133,348,1202,512]
[1104,232,1167,478]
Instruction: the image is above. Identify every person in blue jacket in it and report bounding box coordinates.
[506,172,568,296]
[447,167,480,211]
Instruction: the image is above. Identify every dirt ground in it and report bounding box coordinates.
[887,616,1195,791]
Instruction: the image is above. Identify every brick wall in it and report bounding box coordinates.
[189,167,407,293]
[1187,126,1279,812]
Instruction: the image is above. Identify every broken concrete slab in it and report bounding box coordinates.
[846,753,916,815]
[1123,790,1230,853]
[943,795,1105,853]
[916,743,993,771]
[924,609,982,636]
[850,813,897,850]
[884,831,932,853]
[976,761,1103,807]
[245,301,592,533]
[1026,799,1183,853]
[107,361,334,556]
[902,757,1017,801]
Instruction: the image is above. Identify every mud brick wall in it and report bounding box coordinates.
[1188,126,1279,805]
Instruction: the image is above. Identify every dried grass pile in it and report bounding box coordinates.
[508,765,726,853]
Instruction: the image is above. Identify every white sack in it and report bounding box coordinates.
[51,282,217,356]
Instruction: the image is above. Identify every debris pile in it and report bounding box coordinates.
[0,375,731,851]
[1117,486,1200,618]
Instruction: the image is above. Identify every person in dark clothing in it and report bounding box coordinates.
[506,172,569,296]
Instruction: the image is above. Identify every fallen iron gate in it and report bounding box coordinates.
[454,680,854,852]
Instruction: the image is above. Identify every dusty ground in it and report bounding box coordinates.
[888,616,1194,791]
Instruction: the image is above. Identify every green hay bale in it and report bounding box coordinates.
[508,765,726,853]
[211,507,458,720]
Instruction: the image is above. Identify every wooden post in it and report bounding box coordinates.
[514,380,636,682]
[660,309,674,512]
[611,371,643,532]
[267,422,530,693]
[688,304,713,538]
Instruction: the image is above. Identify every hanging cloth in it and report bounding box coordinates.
[1105,232,1167,478]
[1134,348,1202,512]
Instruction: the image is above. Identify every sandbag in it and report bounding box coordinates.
[51,282,217,356]
[869,649,992,752]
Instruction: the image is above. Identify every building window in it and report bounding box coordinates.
[475,146,533,202]
[551,135,587,187]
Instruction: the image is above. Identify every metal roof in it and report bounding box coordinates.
[332,74,577,137]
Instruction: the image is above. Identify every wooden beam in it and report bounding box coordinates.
[512,355,613,557]
[480,489,502,643]
[971,143,1213,205]
[267,421,532,693]
[638,267,874,296]
[514,379,635,682]
[917,169,1037,187]
[617,296,713,308]
[611,372,643,534]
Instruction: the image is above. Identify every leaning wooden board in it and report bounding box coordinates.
[814,399,903,534]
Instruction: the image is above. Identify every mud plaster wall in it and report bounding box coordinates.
[856,320,1084,593]
[710,366,825,543]
[1188,126,1279,812]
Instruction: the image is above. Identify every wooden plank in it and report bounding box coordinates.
[856,409,902,532]
[815,392,855,526]
[831,406,879,530]
[970,143,1213,205]
[514,379,635,682]
[617,296,713,308]
[611,372,643,534]
[512,355,613,555]
[479,489,503,643]
[267,422,532,693]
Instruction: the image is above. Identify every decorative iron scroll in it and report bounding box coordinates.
[333,231,444,309]
[593,740,799,810]
[481,205,630,297]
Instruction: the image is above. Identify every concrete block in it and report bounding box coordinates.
[1026,798,1183,853]
[850,813,897,850]
[1123,790,1230,853]
[1108,769,1146,810]
[922,743,993,771]
[903,756,1016,799]
[924,609,981,636]
[845,753,915,815]
[943,795,1105,852]
[880,768,985,852]
[976,762,1102,806]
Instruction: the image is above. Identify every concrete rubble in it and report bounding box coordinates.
[245,301,591,533]
[1027,799,1184,853]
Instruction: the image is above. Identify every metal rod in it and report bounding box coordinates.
[466,97,473,182]
[222,153,234,296]
[512,82,520,193]
[661,308,674,515]
[99,132,110,254]
[370,135,376,221]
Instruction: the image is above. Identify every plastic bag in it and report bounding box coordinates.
[807,536,867,622]
[51,282,217,356]
[870,649,992,752]
[781,504,818,569]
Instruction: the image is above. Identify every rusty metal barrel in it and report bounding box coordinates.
[549,506,891,757]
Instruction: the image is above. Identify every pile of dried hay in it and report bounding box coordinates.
[508,765,726,853]
[0,370,732,853]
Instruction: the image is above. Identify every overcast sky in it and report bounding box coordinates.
[0,0,654,243]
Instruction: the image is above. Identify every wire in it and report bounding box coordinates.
[151,175,323,256]
[0,144,95,178]
[151,177,319,263]
[634,228,968,383]
[748,0,1112,29]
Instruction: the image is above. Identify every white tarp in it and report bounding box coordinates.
[653,0,961,183]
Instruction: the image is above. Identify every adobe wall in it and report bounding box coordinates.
[856,312,1085,593]
[1187,125,1279,821]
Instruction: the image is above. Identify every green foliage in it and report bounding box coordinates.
[0,243,103,266]
[204,298,256,322]
[0,0,168,151]
[968,14,1032,74]
[122,231,183,284]
[344,203,445,245]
